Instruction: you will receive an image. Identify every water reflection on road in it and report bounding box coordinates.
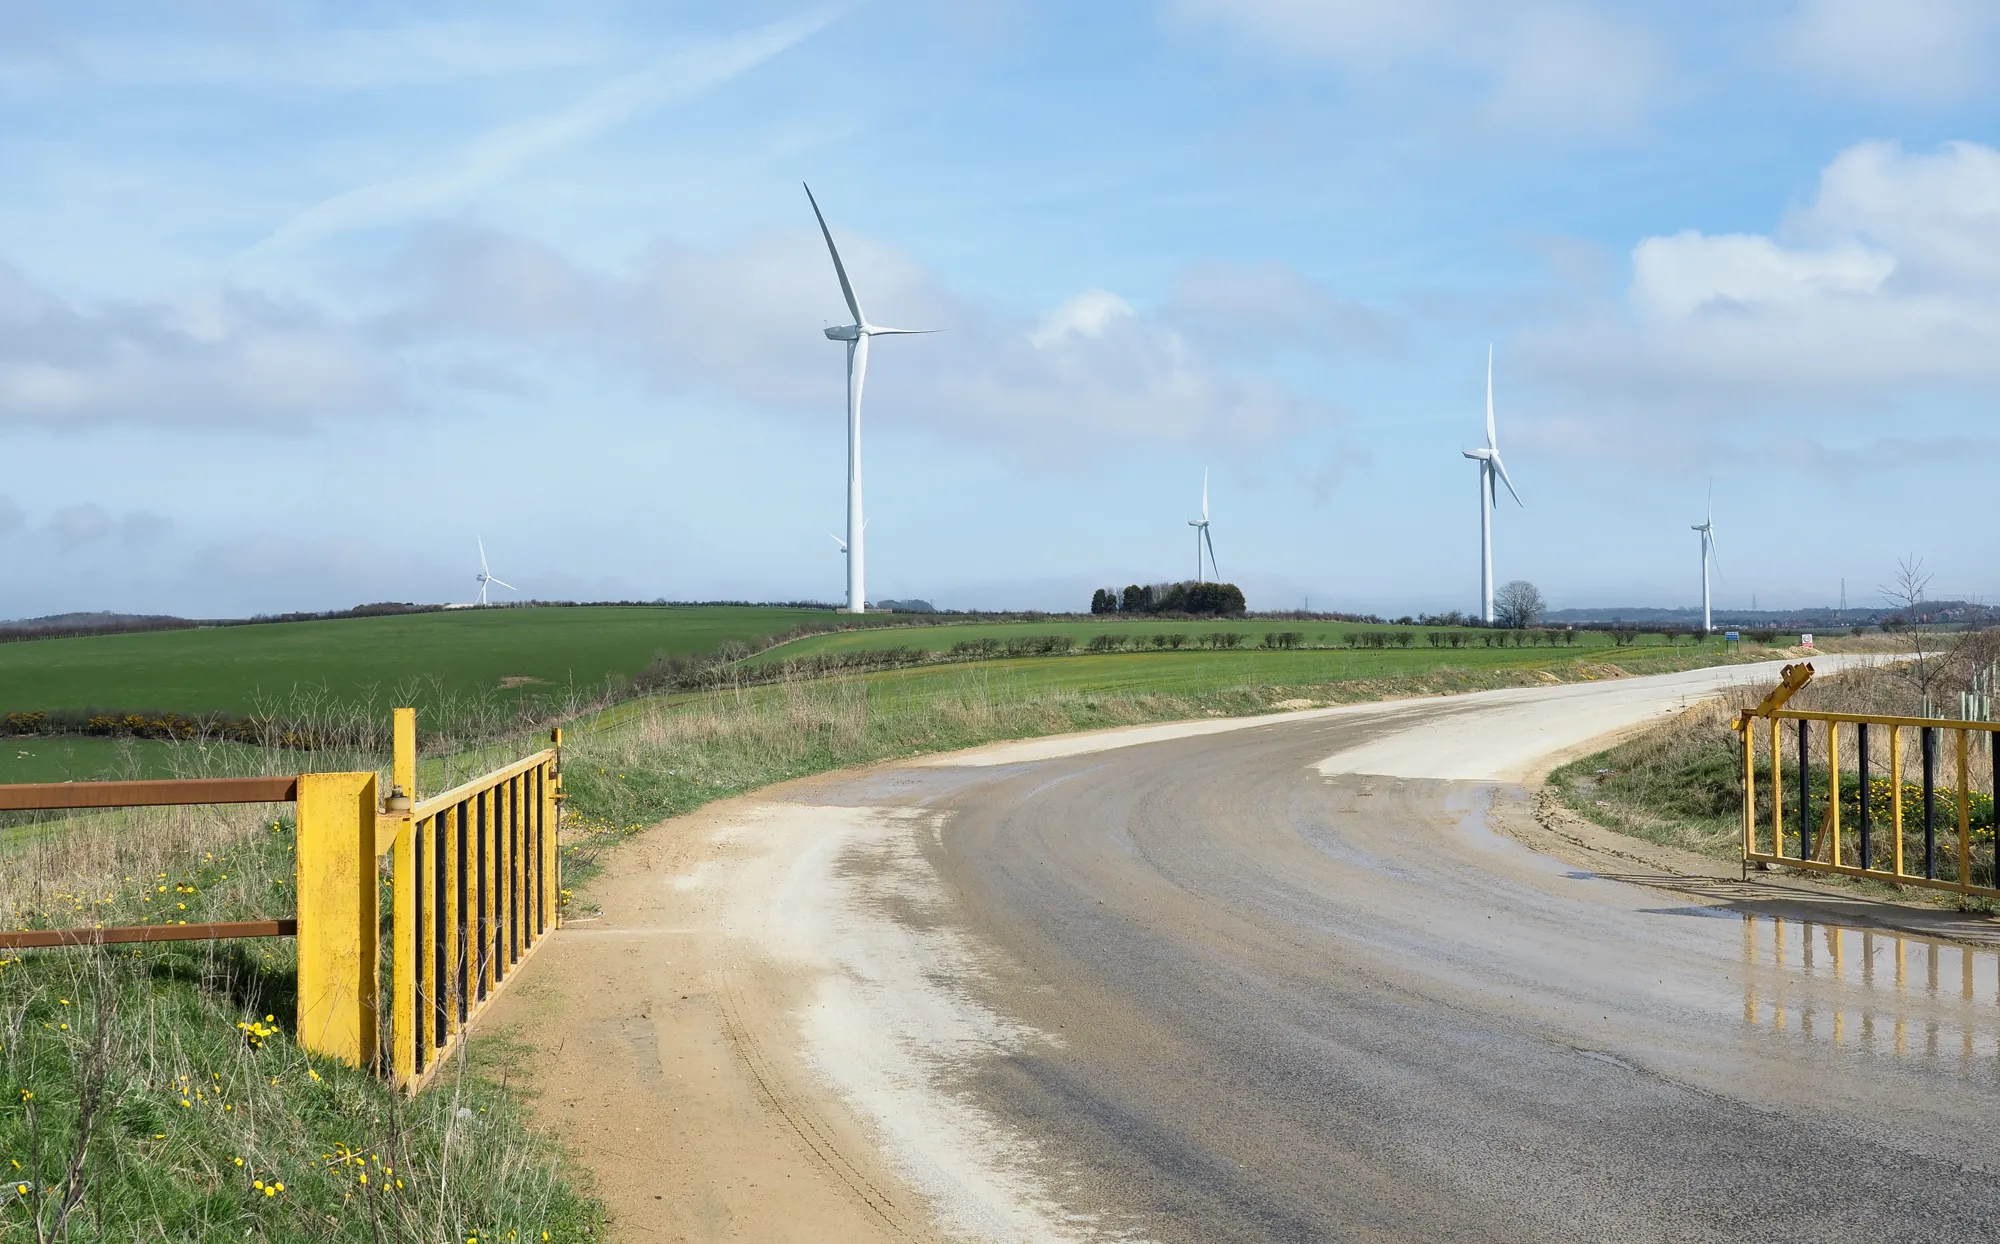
[1737,913,2000,1059]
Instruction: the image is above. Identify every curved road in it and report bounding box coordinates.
[505,660,2000,1242]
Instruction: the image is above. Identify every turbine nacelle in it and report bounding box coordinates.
[824,324,861,341]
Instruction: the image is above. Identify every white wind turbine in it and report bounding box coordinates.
[1693,484,1720,633]
[805,184,934,615]
[1461,346,1522,623]
[1188,469,1218,583]
[475,537,515,607]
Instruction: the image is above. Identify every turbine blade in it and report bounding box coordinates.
[488,577,514,590]
[1485,345,1497,451]
[479,536,488,576]
[863,327,940,336]
[803,183,864,326]
[1491,453,1522,506]
[829,533,847,550]
[1203,525,1218,581]
[1707,527,1721,577]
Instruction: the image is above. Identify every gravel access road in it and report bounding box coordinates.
[503,657,2000,1242]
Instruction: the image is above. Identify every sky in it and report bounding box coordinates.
[3,0,1999,619]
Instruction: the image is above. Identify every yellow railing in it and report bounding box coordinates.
[292,708,563,1091]
[1,711,563,1092]
[1738,663,1999,900]
[379,709,563,1092]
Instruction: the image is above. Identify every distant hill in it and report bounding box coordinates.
[1544,600,1993,629]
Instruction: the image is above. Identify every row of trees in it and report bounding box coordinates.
[1090,581,1248,617]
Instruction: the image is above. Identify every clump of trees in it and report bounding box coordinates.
[1092,581,1247,617]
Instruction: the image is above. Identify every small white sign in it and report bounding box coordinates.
[1800,633,1814,648]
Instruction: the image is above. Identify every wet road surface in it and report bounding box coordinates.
[821,682,2000,1242]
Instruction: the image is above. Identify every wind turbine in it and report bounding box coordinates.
[1692,485,1720,633]
[475,537,515,607]
[1188,469,1218,583]
[1461,346,1522,623]
[805,184,934,615]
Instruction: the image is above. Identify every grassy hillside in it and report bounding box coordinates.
[0,605,835,718]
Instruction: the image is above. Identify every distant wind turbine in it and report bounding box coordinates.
[805,183,936,615]
[1692,485,1720,633]
[1461,346,1522,623]
[1188,470,1218,583]
[475,538,515,607]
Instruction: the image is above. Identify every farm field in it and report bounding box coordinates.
[751,616,1720,664]
[585,634,1760,740]
[0,604,837,717]
[840,640,1749,702]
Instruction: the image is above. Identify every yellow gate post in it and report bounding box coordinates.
[296,771,381,1067]
[386,709,417,1087]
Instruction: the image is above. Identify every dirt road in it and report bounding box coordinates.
[491,657,2000,1241]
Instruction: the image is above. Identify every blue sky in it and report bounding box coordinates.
[3,1,1998,618]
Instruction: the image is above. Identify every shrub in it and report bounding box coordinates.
[1166,633,1187,649]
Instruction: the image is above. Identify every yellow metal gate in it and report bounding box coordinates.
[1739,663,1999,900]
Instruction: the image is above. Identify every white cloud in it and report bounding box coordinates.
[1781,0,1999,104]
[1028,290,1133,347]
[0,260,400,426]
[393,224,1333,452]
[243,12,838,260]
[1164,0,1671,139]
[1527,140,2000,418]
[1627,231,1893,322]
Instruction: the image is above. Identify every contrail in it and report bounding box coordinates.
[241,10,840,262]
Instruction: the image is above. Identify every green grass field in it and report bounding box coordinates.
[0,605,835,717]
[752,617,1714,663]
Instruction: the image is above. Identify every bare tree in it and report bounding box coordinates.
[1881,554,1962,715]
[1493,580,1545,629]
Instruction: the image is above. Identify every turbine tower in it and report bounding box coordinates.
[1188,469,1218,583]
[1692,487,1719,633]
[1461,346,1522,623]
[475,537,515,607]
[805,184,934,615]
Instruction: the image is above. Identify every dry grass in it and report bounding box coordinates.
[1554,655,1998,869]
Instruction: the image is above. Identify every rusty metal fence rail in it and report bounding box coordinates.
[1739,663,2000,900]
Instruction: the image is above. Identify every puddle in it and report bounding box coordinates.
[1736,913,2000,1059]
